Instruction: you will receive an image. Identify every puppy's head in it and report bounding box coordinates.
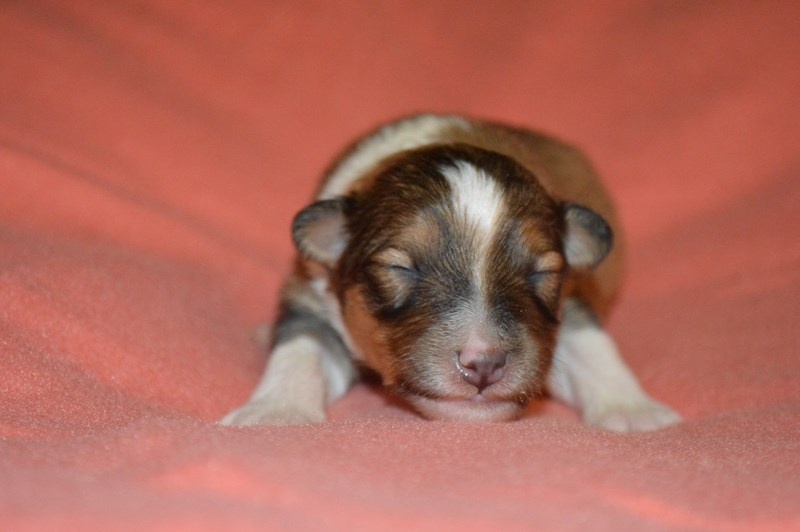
[294,145,612,421]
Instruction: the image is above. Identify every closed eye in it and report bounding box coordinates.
[385,263,419,280]
[385,262,416,272]
[530,270,560,278]
[527,267,563,324]
[527,251,564,289]
[366,247,420,312]
[528,270,561,290]
[372,247,415,270]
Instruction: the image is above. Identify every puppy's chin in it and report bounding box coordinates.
[406,394,524,422]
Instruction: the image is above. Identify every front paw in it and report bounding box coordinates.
[584,397,681,433]
[220,397,325,427]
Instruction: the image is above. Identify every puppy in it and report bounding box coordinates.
[222,114,681,431]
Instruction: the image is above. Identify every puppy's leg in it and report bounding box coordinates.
[221,306,356,426]
[547,299,681,432]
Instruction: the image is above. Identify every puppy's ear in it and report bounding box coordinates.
[562,203,613,270]
[292,198,350,266]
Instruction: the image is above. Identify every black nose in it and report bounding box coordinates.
[456,349,507,391]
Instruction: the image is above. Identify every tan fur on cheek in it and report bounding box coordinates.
[342,286,397,383]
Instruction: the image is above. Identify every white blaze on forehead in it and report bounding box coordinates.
[440,160,505,293]
[441,161,505,233]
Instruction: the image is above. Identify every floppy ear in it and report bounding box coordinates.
[562,203,613,270]
[292,198,350,266]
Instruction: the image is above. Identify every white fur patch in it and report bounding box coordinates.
[547,322,682,432]
[320,115,470,199]
[440,160,505,294]
[220,333,354,426]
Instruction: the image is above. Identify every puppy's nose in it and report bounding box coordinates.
[457,346,507,391]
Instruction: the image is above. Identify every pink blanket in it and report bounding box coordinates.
[2,1,798,529]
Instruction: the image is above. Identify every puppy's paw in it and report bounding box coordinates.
[220,397,325,427]
[584,396,681,433]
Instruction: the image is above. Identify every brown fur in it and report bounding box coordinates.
[322,144,568,406]
[222,115,680,430]
[324,117,622,319]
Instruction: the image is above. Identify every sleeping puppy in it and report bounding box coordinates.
[221,114,681,432]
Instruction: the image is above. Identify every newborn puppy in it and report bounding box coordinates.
[222,114,681,432]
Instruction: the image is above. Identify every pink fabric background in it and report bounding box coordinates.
[2,1,798,529]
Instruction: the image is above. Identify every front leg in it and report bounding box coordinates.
[547,299,681,432]
[221,306,356,427]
